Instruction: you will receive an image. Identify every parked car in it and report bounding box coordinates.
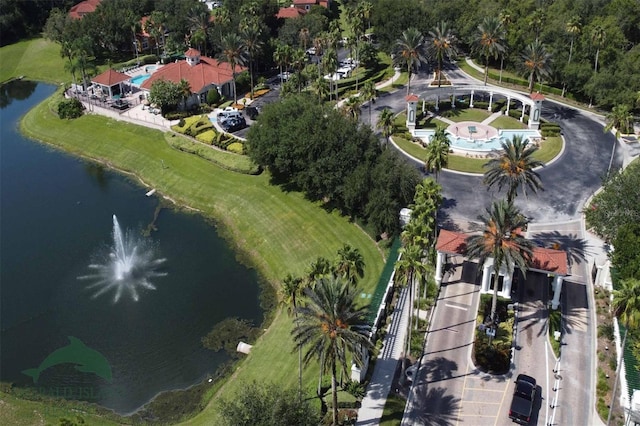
[111,99,130,110]
[509,374,536,424]
[217,109,242,122]
[245,106,259,120]
[220,116,246,132]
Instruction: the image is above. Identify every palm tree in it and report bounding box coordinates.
[273,42,292,86]
[465,200,533,341]
[484,135,544,204]
[360,80,377,125]
[562,16,582,97]
[217,33,248,104]
[425,126,451,181]
[393,28,428,95]
[521,40,552,93]
[395,243,427,354]
[291,48,307,93]
[604,104,634,173]
[323,48,338,101]
[292,276,372,426]
[528,9,546,42]
[360,1,373,32]
[335,244,365,286]
[591,25,606,74]
[240,20,264,100]
[178,78,192,110]
[306,256,332,288]
[188,6,210,55]
[299,27,310,51]
[279,274,306,400]
[377,108,394,147]
[426,22,457,88]
[311,77,329,103]
[474,17,506,86]
[342,96,362,120]
[609,278,640,425]
[498,11,513,83]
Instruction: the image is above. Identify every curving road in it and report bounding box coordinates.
[364,67,621,227]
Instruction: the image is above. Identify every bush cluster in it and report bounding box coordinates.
[57,98,84,119]
[170,115,246,154]
[540,122,561,137]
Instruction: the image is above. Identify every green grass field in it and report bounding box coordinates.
[489,115,527,129]
[0,38,69,84]
[440,108,492,123]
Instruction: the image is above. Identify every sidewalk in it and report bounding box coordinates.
[356,285,411,426]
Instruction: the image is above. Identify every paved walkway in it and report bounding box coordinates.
[356,285,411,425]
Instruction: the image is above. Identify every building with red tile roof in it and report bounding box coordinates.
[276,6,308,19]
[433,229,568,308]
[292,0,331,11]
[69,0,102,19]
[91,69,130,98]
[140,49,246,107]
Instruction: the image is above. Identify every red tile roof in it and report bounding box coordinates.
[530,247,568,275]
[69,0,101,19]
[435,230,468,254]
[185,48,201,57]
[276,6,307,18]
[140,16,151,37]
[435,229,568,275]
[406,94,419,102]
[140,56,246,94]
[91,69,130,86]
[530,92,545,101]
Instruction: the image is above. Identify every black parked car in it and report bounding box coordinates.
[245,106,259,120]
[509,374,536,424]
[220,116,246,132]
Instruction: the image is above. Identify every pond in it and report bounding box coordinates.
[0,80,263,414]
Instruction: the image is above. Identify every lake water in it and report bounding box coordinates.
[0,81,263,414]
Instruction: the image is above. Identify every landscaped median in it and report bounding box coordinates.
[17,88,386,424]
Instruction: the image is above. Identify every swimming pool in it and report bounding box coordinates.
[131,74,151,86]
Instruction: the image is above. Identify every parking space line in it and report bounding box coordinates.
[464,388,506,392]
[445,303,468,311]
[461,400,503,405]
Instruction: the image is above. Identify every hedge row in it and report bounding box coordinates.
[540,122,561,137]
[165,135,259,174]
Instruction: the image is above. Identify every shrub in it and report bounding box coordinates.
[196,130,217,145]
[342,380,365,399]
[57,98,84,119]
[226,142,244,154]
[473,101,489,110]
[253,88,270,98]
[207,88,221,106]
[178,118,186,128]
[164,110,193,121]
[474,340,511,373]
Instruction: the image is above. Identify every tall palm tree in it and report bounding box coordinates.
[591,25,606,74]
[395,243,426,354]
[217,33,248,104]
[292,276,372,426]
[299,27,310,51]
[291,48,308,93]
[360,1,373,32]
[609,278,640,425]
[335,244,365,286]
[279,274,306,400]
[465,200,533,341]
[474,17,506,86]
[240,20,264,100]
[178,78,192,110]
[484,135,544,204]
[393,27,428,95]
[528,9,546,42]
[521,40,552,93]
[273,42,292,86]
[360,80,377,125]
[425,126,451,181]
[306,256,332,288]
[188,6,210,55]
[562,16,582,97]
[426,22,457,88]
[498,11,513,83]
[604,104,634,173]
[377,108,394,148]
[323,48,338,100]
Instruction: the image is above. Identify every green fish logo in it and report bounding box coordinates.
[22,337,112,383]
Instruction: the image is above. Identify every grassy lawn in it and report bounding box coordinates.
[14,89,385,424]
[392,136,489,174]
[0,38,69,84]
[378,72,409,93]
[439,108,492,123]
[533,136,562,163]
[489,115,527,129]
[548,309,561,357]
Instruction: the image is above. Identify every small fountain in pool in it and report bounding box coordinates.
[78,215,167,302]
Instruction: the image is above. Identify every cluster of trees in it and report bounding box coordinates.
[370,0,640,109]
[278,245,369,425]
[246,94,420,237]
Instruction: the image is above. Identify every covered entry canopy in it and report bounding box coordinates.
[434,229,568,308]
[91,69,130,99]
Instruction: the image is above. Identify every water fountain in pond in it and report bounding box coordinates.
[78,215,167,302]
